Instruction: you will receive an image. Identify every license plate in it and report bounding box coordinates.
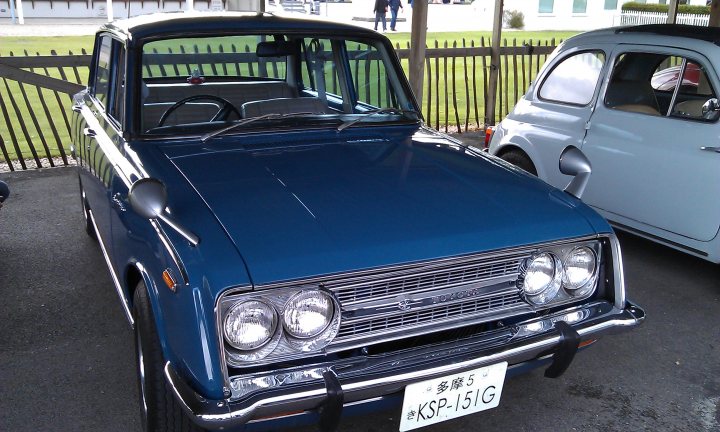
[399,362,508,431]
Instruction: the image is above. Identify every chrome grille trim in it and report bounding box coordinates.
[330,254,525,305]
[337,291,526,339]
[323,251,533,349]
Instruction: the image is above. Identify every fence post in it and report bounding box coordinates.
[486,0,504,126]
[667,0,678,24]
[408,0,428,105]
[711,0,720,26]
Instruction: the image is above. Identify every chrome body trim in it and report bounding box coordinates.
[150,220,190,284]
[609,234,625,309]
[77,99,190,285]
[166,299,645,430]
[666,58,687,117]
[88,209,135,326]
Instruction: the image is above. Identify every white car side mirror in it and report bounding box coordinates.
[559,146,592,200]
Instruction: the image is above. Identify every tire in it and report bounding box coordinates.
[500,150,538,176]
[133,283,206,432]
[78,177,97,241]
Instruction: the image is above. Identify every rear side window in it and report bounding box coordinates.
[539,51,605,106]
[93,36,113,108]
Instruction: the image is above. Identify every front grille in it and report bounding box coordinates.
[336,291,524,339]
[321,251,532,349]
[328,254,525,305]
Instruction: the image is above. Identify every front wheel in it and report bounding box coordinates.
[133,283,206,432]
[500,150,538,176]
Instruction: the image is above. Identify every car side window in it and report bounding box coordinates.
[109,42,126,126]
[538,51,605,106]
[606,52,717,121]
[92,36,113,108]
[604,52,664,116]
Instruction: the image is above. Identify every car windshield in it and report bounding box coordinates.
[139,33,419,136]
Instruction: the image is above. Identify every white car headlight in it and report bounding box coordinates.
[562,246,597,296]
[224,300,278,351]
[283,290,335,339]
[522,252,562,305]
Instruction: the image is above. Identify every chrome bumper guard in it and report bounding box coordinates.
[165,300,644,430]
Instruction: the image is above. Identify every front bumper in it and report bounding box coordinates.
[165,300,644,430]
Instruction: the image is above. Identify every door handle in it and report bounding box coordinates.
[83,128,97,138]
[700,146,720,153]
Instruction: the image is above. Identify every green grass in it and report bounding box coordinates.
[0,31,578,164]
[0,36,94,56]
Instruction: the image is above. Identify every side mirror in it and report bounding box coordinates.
[128,178,199,246]
[701,98,720,121]
[559,146,592,200]
[129,178,167,219]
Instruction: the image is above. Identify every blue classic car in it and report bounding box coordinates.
[72,12,644,432]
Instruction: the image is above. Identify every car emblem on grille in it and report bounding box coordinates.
[397,299,412,311]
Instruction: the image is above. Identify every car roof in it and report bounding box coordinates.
[562,24,720,52]
[100,11,379,42]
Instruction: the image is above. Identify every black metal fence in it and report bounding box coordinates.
[0,38,557,170]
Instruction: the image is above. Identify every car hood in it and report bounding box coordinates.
[163,127,603,285]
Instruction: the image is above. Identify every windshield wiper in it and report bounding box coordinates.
[201,112,313,142]
[336,108,419,132]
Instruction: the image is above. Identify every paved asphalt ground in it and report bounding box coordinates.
[1,167,719,432]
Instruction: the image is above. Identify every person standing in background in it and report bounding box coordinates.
[374,0,389,32]
[388,0,404,31]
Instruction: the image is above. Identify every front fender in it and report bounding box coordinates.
[129,255,228,401]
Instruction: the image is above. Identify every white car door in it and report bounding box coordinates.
[581,46,720,243]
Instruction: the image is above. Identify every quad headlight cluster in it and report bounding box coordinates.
[220,289,341,364]
[518,242,600,307]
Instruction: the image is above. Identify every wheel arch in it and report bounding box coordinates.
[125,264,145,312]
[493,136,548,180]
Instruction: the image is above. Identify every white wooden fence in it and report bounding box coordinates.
[619,10,710,26]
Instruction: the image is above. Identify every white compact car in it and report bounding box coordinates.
[489,24,720,263]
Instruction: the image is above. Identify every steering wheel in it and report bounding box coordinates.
[156,95,240,127]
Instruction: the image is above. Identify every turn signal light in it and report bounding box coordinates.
[162,269,177,292]
[484,126,495,149]
[578,339,597,349]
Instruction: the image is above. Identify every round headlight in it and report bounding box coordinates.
[283,290,335,339]
[522,252,562,305]
[524,253,556,295]
[224,300,277,351]
[563,246,597,293]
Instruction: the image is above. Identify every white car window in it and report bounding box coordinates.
[538,51,605,106]
[606,52,717,121]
